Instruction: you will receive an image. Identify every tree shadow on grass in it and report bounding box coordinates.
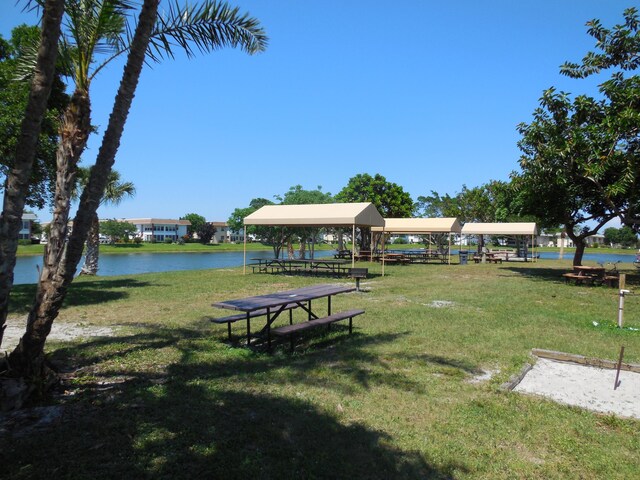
[8,278,155,314]
[3,326,468,479]
[498,266,569,283]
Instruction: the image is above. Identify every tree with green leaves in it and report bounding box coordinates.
[78,168,135,275]
[416,181,531,251]
[279,185,333,258]
[604,226,638,248]
[516,8,640,265]
[0,24,68,209]
[2,0,267,409]
[336,173,413,249]
[180,213,206,240]
[100,218,136,243]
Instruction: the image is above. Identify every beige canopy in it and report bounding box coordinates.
[244,202,385,227]
[460,222,537,236]
[242,202,385,273]
[461,222,538,262]
[372,217,462,234]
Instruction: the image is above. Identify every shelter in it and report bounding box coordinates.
[460,222,538,261]
[242,202,385,272]
[372,218,462,271]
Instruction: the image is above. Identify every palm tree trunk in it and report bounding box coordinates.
[7,0,160,399]
[0,0,64,350]
[80,213,100,275]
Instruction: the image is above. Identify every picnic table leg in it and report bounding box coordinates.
[246,313,251,345]
[227,322,232,341]
[328,296,332,315]
[267,308,272,351]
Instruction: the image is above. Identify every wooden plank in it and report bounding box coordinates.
[271,309,365,336]
[531,348,640,373]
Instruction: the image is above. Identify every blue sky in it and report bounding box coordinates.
[0,0,630,223]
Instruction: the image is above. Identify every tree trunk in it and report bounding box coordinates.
[6,0,160,405]
[80,213,100,275]
[0,0,64,350]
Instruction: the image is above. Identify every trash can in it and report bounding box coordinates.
[459,250,468,265]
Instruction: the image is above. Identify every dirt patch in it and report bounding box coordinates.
[2,318,117,352]
[514,358,640,420]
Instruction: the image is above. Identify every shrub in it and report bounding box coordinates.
[164,237,173,244]
[133,237,142,244]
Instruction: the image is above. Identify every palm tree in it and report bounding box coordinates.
[0,0,65,349]
[77,168,136,275]
[4,0,267,407]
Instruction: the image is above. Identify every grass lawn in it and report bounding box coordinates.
[2,260,639,479]
[16,241,336,257]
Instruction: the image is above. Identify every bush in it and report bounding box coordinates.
[133,237,142,244]
[18,239,31,246]
[164,237,173,244]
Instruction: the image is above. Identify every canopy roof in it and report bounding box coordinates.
[372,217,462,234]
[244,202,385,227]
[460,222,538,236]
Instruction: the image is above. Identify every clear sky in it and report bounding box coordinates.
[0,0,631,224]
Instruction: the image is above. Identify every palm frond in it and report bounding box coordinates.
[145,0,268,62]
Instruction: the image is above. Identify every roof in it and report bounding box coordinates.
[21,213,38,221]
[244,203,385,227]
[125,218,191,226]
[460,222,538,235]
[372,217,462,233]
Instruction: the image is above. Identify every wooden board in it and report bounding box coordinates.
[532,348,640,373]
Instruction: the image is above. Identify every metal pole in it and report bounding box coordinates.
[243,225,247,275]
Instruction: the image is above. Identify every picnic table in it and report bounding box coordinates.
[381,253,411,265]
[250,258,350,276]
[562,265,606,285]
[211,284,363,351]
[473,252,503,264]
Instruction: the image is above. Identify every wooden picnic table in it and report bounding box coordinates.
[562,265,606,285]
[212,284,359,350]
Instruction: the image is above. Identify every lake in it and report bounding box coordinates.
[12,249,638,285]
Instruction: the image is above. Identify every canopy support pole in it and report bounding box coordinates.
[243,225,247,275]
[352,224,356,269]
[382,230,386,277]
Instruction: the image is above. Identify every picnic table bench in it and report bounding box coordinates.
[207,303,299,340]
[271,308,365,353]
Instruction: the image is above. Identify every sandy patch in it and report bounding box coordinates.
[514,358,640,420]
[2,318,117,352]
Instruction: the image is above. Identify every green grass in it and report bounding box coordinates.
[16,241,337,256]
[2,260,639,479]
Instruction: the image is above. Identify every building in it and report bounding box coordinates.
[20,213,38,240]
[536,231,606,248]
[125,218,190,242]
[209,222,244,243]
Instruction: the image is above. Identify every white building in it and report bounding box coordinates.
[20,213,38,240]
[209,222,244,243]
[125,218,190,242]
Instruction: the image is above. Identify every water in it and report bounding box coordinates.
[13,250,279,285]
[12,249,638,285]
